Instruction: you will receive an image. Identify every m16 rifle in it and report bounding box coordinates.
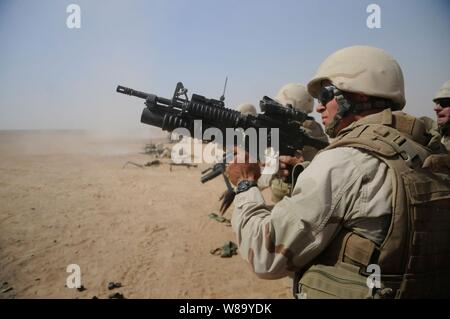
[116,81,328,156]
[117,81,329,214]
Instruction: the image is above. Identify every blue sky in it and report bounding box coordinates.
[0,0,449,135]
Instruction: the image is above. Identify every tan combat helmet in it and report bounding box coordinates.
[433,80,450,102]
[307,45,406,110]
[307,45,405,137]
[274,83,314,114]
[237,103,257,116]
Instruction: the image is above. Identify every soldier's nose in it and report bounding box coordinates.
[316,103,326,113]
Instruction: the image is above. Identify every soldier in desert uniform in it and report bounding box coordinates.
[226,45,450,298]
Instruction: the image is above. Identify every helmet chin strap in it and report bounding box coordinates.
[324,88,390,138]
[325,88,353,138]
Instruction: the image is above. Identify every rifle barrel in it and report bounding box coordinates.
[116,85,150,99]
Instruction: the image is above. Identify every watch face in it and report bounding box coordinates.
[237,180,256,194]
[237,181,247,192]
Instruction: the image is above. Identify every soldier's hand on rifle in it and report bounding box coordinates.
[277,151,305,182]
[226,147,261,186]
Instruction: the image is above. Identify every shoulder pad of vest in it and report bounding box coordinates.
[338,109,430,146]
[329,123,431,168]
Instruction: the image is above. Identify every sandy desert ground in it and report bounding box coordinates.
[0,131,291,299]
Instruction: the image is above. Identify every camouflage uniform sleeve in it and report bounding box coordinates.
[231,147,373,279]
[257,172,274,189]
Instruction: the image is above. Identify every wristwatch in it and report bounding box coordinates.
[236,180,258,194]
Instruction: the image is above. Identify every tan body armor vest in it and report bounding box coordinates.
[298,109,450,298]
